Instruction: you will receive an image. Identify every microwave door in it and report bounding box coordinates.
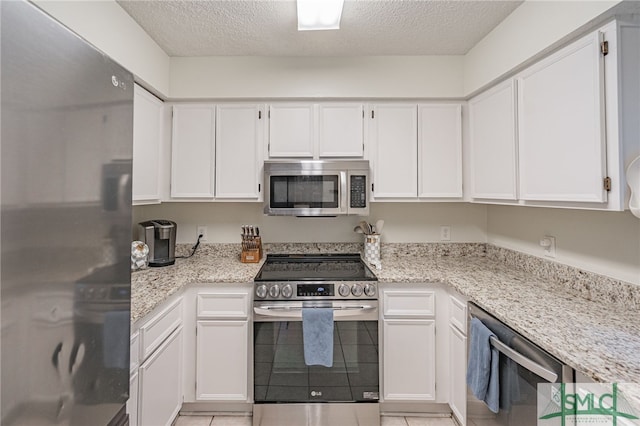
[265,173,345,216]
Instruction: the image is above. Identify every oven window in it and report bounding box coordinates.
[269,175,339,209]
[254,320,379,403]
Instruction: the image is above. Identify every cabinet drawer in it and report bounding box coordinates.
[383,290,435,318]
[140,298,183,361]
[449,295,467,334]
[197,292,250,319]
[130,331,140,372]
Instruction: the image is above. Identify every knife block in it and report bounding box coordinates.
[241,236,262,263]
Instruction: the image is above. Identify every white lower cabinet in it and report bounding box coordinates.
[448,293,468,425]
[186,285,252,404]
[128,371,139,426]
[449,325,467,425]
[196,320,249,400]
[381,285,437,402]
[139,326,184,426]
[383,318,436,401]
[129,296,184,426]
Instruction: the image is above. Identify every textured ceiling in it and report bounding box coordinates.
[117,0,523,57]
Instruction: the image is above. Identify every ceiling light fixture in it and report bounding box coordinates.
[297,0,345,31]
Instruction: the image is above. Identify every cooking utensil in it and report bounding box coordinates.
[354,226,364,234]
[358,220,371,235]
[375,219,384,235]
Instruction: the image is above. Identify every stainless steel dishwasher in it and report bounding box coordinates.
[467,302,575,426]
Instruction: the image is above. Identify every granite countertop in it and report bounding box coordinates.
[131,242,640,409]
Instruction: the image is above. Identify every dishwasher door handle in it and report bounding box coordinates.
[489,336,559,383]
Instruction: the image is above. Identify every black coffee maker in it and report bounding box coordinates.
[138,220,177,267]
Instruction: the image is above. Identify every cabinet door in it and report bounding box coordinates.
[268,104,314,157]
[383,319,435,401]
[133,84,163,204]
[196,320,248,401]
[216,104,264,199]
[517,31,607,203]
[449,324,467,425]
[128,371,139,426]
[370,104,418,198]
[469,80,518,200]
[171,104,215,198]
[139,327,183,426]
[318,103,364,157]
[418,104,462,198]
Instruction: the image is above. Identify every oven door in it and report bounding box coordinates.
[253,300,379,404]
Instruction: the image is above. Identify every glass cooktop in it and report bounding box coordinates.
[254,253,377,282]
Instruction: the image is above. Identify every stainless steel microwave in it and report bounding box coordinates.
[263,160,370,216]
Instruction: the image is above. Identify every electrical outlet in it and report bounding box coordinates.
[197,225,208,241]
[540,235,556,258]
[440,225,451,241]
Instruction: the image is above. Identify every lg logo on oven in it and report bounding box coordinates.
[538,383,639,425]
[310,391,323,397]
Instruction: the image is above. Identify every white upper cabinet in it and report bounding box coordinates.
[171,104,216,199]
[369,104,418,199]
[215,104,265,199]
[132,84,163,205]
[267,103,365,158]
[268,103,314,157]
[517,30,607,203]
[466,20,640,211]
[317,103,364,157]
[418,104,463,198]
[469,80,518,200]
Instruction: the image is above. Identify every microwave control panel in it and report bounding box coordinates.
[350,175,367,208]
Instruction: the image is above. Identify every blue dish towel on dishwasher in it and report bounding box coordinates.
[466,317,500,413]
[302,307,334,367]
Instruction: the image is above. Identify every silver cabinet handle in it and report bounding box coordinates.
[489,336,558,383]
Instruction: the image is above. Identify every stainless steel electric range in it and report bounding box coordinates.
[252,253,380,426]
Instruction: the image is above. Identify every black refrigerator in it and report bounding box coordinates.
[1,1,133,425]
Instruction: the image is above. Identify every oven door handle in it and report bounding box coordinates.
[489,336,559,383]
[254,305,376,319]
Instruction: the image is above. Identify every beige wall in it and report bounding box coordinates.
[33,0,170,96]
[37,1,626,99]
[463,0,622,95]
[486,205,640,285]
[133,202,488,244]
[170,56,465,99]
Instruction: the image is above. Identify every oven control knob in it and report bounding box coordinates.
[351,284,363,297]
[364,284,376,297]
[338,283,351,298]
[268,284,280,298]
[256,284,268,299]
[281,284,293,299]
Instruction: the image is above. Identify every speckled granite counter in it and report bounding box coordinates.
[131,242,640,410]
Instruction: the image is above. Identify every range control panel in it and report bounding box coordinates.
[297,283,334,297]
[254,282,377,300]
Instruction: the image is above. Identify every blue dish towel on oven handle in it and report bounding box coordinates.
[466,317,500,413]
[302,307,334,367]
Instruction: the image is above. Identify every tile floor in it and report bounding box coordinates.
[174,414,457,426]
